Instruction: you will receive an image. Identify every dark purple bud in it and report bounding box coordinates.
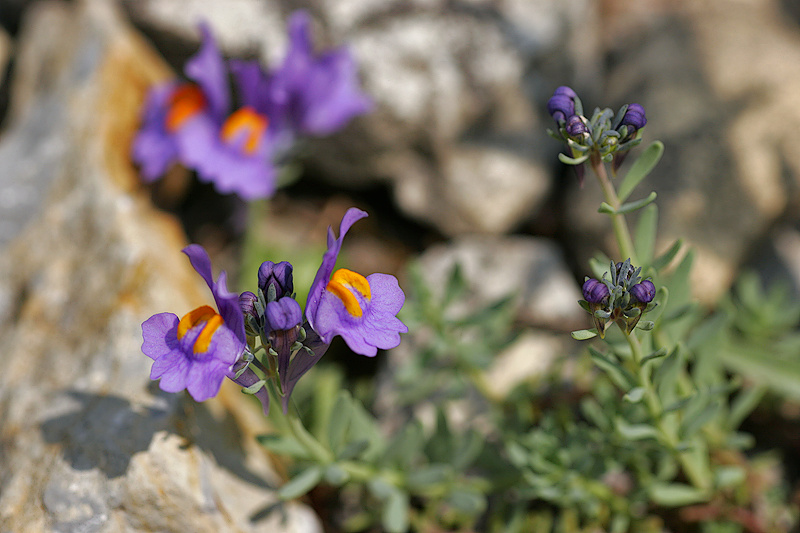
[565,115,588,137]
[620,103,647,133]
[258,261,294,300]
[547,86,577,123]
[630,279,656,304]
[553,85,578,99]
[239,291,257,318]
[582,278,610,304]
[264,297,303,332]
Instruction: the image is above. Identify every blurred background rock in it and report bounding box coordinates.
[1,0,799,531]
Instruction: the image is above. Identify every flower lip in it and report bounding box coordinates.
[220,107,269,154]
[326,268,371,317]
[165,84,207,132]
[630,279,656,304]
[582,278,610,304]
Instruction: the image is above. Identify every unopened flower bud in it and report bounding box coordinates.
[620,103,647,134]
[239,291,257,318]
[630,279,655,304]
[547,86,577,123]
[264,297,302,333]
[258,261,294,300]
[582,278,610,304]
[566,115,588,137]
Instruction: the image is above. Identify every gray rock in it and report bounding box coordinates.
[0,2,320,532]
[413,236,585,331]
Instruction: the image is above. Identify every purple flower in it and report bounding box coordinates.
[630,279,656,304]
[547,86,577,123]
[305,208,408,357]
[620,103,647,135]
[141,245,246,402]
[582,278,610,304]
[270,11,373,136]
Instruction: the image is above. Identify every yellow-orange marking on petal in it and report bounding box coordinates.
[165,84,207,132]
[220,107,268,154]
[326,269,371,317]
[177,305,224,353]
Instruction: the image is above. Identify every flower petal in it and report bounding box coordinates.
[141,313,180,361]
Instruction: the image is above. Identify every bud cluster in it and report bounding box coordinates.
[546,86,647,174]
[581,259,656,338]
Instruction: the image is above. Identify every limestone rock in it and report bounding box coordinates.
[0,2,319,532]
[413,236,585,331]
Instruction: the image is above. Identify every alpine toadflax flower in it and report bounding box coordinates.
[141,245,246,402]
[141,208,407,415]
[132,11,372,201]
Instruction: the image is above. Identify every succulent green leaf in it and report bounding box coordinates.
[571,328,598,340]
[278,466,324,500]
[382,490,410,533]
[648,482,708,507]
[616,191,658,214]
[651,239,684,271]
[615,417,659,441]
[256,434,310,459]
[635,204,658,265]
[618,141,664,202]
[327,391,353,456]
[589,347,637,389]
[624,387,646,403]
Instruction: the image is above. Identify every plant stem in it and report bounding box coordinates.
[591,155,638,264]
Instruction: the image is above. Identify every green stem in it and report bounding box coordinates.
[591,155,638,264]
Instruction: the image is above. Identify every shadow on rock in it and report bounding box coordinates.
[40,388,177,479]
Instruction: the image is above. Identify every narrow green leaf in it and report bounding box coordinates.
[406,465,452,491]
[452,430,484,470]
[256,434,310,459]
[624,387,646,403]
[681,401,720,438]
[618,141,664,202]
[598,202,616,214]
[635,204,658,266]
[616,191,657,214]
[447,489,487,515]
[327,391,353,456]
[727,385,766,431]
[651,239,684,271]
[571,328,598,340]
[323,464,350,486]
[641,347,668,366]
[653,346,683,397]
[615,417,659,440]
[337,439,371,461]
[278,466,323,500]
[558,152,590,165]
[589,347,637,389]
[648,482,708,507]
[382,490,410,533]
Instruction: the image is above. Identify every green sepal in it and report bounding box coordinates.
[241,379,266,395]
[558,152,590,165]
[618,140,664,202]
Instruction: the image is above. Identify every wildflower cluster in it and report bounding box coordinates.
[132,11,372,200]
[141,208,407,413]
[547,86,647,183]
[581,259,656,338]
